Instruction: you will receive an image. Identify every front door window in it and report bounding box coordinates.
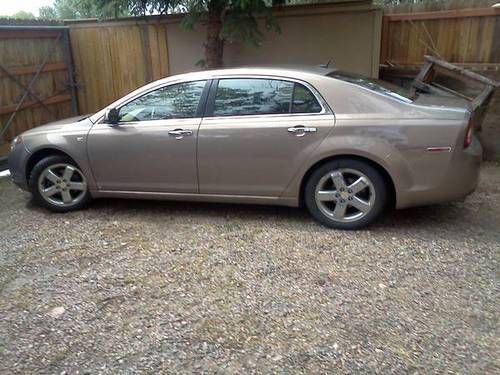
[119,80,207,122]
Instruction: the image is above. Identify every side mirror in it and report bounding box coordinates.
[104,108,120,125]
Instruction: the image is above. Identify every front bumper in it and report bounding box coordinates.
[7,141,30,191]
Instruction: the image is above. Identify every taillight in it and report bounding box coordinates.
[464,115,475,148]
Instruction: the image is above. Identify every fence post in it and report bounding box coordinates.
[62,28,78,115]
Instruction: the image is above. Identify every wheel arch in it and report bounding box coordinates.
[298,154,397,208]
[25,148,79,183]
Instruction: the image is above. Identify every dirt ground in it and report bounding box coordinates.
[0,163,499,374]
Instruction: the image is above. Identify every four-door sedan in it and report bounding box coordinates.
[8,66,481,229]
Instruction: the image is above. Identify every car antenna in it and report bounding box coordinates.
[319,59,332,68]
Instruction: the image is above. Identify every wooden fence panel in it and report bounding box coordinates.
[69,21,169,114]
[0,27,75,143]
[381,7,500,66]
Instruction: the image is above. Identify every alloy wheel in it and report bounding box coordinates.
[37,163,88,207]
[314,168,375,223]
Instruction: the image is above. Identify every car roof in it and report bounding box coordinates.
[162,65,336,83]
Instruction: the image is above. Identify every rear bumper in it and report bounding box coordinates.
[396,137,482,209]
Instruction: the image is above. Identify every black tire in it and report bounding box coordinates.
[304,159,388,230]
[28,155,91,213]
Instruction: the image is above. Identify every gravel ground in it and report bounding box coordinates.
[0,163,499,374]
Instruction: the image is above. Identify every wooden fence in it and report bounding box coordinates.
[0,26,77,143]
[380,7,500,68]
[69,20,170,114]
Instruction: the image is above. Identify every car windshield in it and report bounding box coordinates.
[328,71,413,102]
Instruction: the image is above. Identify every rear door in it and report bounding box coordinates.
[197,77,335,197]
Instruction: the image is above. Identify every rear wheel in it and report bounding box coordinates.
[29,155,91,212]
[304,159,388,229]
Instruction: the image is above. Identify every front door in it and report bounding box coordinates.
[198,78,335,196]
[88,80,207,193]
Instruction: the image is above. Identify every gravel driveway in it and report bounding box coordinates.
[0,163,499,374]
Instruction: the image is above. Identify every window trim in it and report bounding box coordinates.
[99,79,212,124]
[204,75,330,119]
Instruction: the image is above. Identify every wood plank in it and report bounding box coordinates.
[0,141,9,158]
[399,20,410,64]
[457,17,472,63]
[160,24,169,77]
[0,94,71,116]
[139,24,153,82]
[465,17,481,62]
[0,62,67,78]
[418,56,499,86]
[0,30,62,39]
[387,8,500,22]
[380,16,390,64]
[406,19,422,64]
[149,25,161,81]
[491,16,500,63]
[478,17,496,64]
[381,63,500,71]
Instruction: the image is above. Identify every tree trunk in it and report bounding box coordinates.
[205,1,224,69]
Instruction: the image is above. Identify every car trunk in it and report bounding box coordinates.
[412,93,471,111]
[410,56,499,130]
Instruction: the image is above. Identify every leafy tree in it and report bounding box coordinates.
[39,0,129,20]
[128,0,283,69]
[39,6,58,19]
[13,11,36,19]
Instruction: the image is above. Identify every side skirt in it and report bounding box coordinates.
[90,190,299,207]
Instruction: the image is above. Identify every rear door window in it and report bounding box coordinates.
[211,78,325,117]
[213,78,294,117]
[292,83,322,113]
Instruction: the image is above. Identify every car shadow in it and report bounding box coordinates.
[83,197,471,232]
[88,197,310,221]
[24,195,473,233]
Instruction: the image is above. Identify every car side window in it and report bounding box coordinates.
[292,83,322,114]
[118,80,207,122]
[213,79,294,117]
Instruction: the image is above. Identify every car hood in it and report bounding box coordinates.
[21,114,93,136]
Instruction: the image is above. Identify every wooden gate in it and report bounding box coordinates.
[0,26,78,149]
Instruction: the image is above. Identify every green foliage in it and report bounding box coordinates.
[38,0,130,20]
[222,0,281,46]
[130,0,281,47]
[13,11,36,19]
[39,6,58,19]
[52,0,97,18]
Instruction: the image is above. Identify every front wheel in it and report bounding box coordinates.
[304,159,388,230]
[29,155,91,213]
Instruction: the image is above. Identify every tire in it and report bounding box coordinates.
[28,155,91,213]
[304,159,388,230]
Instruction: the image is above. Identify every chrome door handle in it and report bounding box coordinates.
[287,126,317,137]
[168,129,193,139]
